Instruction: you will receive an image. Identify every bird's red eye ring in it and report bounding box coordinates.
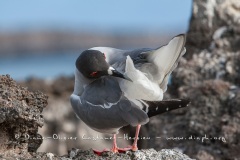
[90,71,98,76]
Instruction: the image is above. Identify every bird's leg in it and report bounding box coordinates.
[131,124,141,151]
[111,134,118,153]
[132,124,141,151]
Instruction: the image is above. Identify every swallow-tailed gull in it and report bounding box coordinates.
[70,34,190,154]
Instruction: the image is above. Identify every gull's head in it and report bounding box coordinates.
[76,50,132,81]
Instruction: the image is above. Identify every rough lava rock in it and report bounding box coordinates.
[161,0,240,159]
[39,148,193,160]
[186,0,240,57]
[66,148,193,160]
[0,75,47,158]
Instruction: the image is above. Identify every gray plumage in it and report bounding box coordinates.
[70,34,189,135]
[71,77,149,134]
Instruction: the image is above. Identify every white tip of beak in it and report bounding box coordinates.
[107,67,115,75]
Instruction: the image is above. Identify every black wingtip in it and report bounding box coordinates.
[178,98,191,106]
[145,98,190,118]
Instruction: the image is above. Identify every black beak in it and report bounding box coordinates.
[111,70,133,82]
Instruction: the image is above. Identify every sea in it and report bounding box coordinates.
[0,52,81,81]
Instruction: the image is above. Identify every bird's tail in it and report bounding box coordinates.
[146,34,186,92]
[141,99,190,117]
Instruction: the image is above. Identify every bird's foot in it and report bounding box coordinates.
[116,147,132,153]
[93,147,132,156]
[93,148,110,156]
[131,145,138,151]
[126,145,138,151]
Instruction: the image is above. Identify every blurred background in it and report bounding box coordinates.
[0,0,192,80]
[0,0,192,157]
[1,1,240,159]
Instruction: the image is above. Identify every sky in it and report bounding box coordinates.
[0,0,193,80]
[0,0,192,33]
